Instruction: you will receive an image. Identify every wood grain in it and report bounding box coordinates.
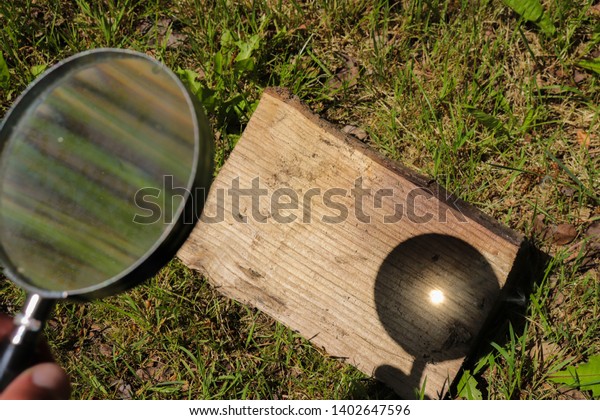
[178,88,525,398]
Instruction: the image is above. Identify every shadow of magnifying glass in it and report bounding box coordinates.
[374,234,500,398]
[0,49,214,390]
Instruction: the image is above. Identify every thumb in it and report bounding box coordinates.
[0,363,71,400]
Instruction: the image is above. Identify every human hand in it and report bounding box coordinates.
[0,313,70,399]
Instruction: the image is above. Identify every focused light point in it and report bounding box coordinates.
[429,289,445,305]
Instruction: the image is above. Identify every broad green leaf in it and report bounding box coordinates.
[221,94,244,119]
[457,370,483,400]
[175,68,202,95]
[465,105,509,135]
[235,34,260,62]
[234,57,255,74]
[549,354,600,397]
[220,29,233,49]
[196,86,218,114]
[30,64,47,78]
[577,58,600,75]
[0,51,9,89]
[503,0,556,36]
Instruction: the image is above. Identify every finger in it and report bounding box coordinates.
[0,314,55,363]
[0,362,70,400]
[0,314,14,337]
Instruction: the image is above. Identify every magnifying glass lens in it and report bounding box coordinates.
[0,57,196,292]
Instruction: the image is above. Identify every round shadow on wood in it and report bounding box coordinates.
[373,233,500,397]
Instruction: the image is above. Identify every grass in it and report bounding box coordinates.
[0,0,599,399]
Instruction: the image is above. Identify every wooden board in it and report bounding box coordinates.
[178,88,525,398]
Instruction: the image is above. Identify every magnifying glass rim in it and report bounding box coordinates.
[0,48,210,300]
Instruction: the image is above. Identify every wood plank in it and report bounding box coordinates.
[178,87,525,398]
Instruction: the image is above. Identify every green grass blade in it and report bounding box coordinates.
[545,151,600,204]
[0,51,9,88]
[577,58,600,75]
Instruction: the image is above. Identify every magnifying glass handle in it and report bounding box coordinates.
[0,293,55,392]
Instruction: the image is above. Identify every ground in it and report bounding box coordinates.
[0,0,598,399]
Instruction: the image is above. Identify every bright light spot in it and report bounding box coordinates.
[57,137,64,143]
[429,289,444,305]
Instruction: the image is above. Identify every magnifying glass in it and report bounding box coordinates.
[0,49,214,390]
